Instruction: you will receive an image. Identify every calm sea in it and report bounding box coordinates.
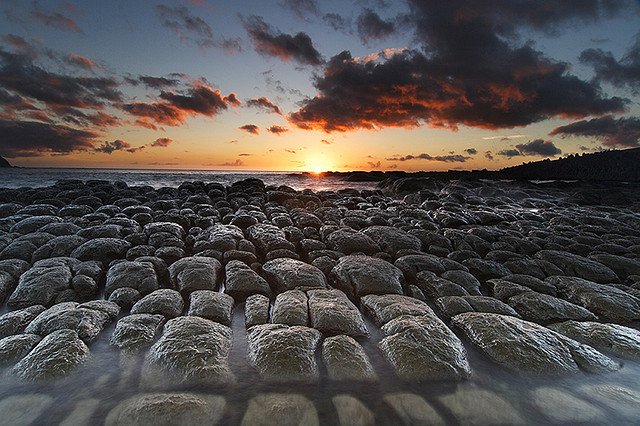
[0,168,378,192]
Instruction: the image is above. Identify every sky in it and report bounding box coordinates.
[0,0,639,172]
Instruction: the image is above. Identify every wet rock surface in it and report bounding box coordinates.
[0,176,640,423]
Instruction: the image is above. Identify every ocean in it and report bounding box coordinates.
[0,167,379,192]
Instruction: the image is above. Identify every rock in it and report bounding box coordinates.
[271,290,308,326]
[245,294,269,327]
[262,258,327,293]
[462,258,511,281]
[194,224,244,252]
[416,272,469,298]
[535,250,619,283]
[361,294,434,326]
[508,292,597,323]
[105,393,226,426]
[0,305,46,338]
[440,270,482,295]
[224,260,271,301]
[143,316,235,387]
[361,226,422,256]
[380,314,471,381]
[383,393,445,426]
[79,300,121,320]
[577,384,640,420]
[308,289,367,337]
[8,261,73,308]
[549,320,640,361]
[105,261,159,298]
[0,334,41,366]
[108,287,142,310]
[71,238,131,263]
[589,253,640,280]
[168,256,222,295]
[32,235,87,262]
[330,255,403,299]
[187,290,234,325]
[322,335,376,381]
[0,394,54,426]
[435,296,474,318]
[12,329,89,380]
[246,223,296,256]
[246,323,321,382]
[332,395,375,426]
[144,222,185,239]
[131,289,184,319]
[110,314,165,352]
[25,302,111,342]
[436,296,519,319]
[501,273,556,295]
[549,276,640,323]
[10,215,61,234]
[241,393,318,426]
[531,387,605,423]
[437,386,524,425]
[452,313,616,375]
[326,229,380,254]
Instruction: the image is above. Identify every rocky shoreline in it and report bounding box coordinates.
[0,177,639,424]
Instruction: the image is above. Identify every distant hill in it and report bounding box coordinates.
[500,148,640,181]
[0,156,11,168]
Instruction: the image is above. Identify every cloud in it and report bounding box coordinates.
[464,148,478,155]
[151,137,173,147]
[323,13,352,33]
[550,115,640,147]
[130,75,182,89]
[289,1,629,133]
[0,119,98,157]
[481,134,526,140]
[32,9,82,33]
[320,138,332,144]
[497,149,522,158]
[267,125,288,134]
[239,124,259,134]
[285,149,296,154]
[123,82,237,127]
[246,97,282,114]
[220,159,244,166]
[94,139,144,154]
[515,139,562,156]
[280,0,320,19]
[580,33,640,93]
[156,5,213,40]
[386,153,470,162]
[239,153,252,156]
[356,9,395,43]
[243,15,323,65]
[63,54,96,70]
[368,160,381,168]
[484,150,494,160]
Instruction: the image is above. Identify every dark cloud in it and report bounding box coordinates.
[580,33,640,93]
[289,1,629,132]
[94,139,144,154]
[2,34,39,58]
[0,119,98,157]
[320,138,332,144]
[280,0,320,19]
[368,160,381,168]
[285,149,296,154]
[56,108,121,129]
[464,148,478,155]
[246,97,282,114]
[267,125,288,134]
[239,153,252,156]
[220,159,244,166]
[32,9,82,33]
[550,115,640,147]
[323,13,352,33]
[156,5,213,40]
[151,137,173,147]
[64,54,96,70]
[356,9,395,43]
[122,102,186,127]
[484,150,494,160]
[497,149,522,157]
[239,124,259,134]
[136,75,181,89]
[243,16,323,65]
[515,139,562,156]
[0,49,122,109]
[386,153,470,162]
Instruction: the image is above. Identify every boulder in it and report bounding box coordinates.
[440,270,482,295]
[224,260,271,301]
[246,224,296,256]
[361,294,434,326]
[361,226,422,256]
[105,393,226,426]
[8,262,73,308]
[110,314,165,352]
[131,289,184,319]
[589,253,640,280]
[416,272,469,298]
[12,329,89,380]
[330,255,403,299]
[462,258,511,281]
[261,258,327,293]
[535,250,618,283]
[25,302,111,342]
[271,290,308,326]
[0,305,46,338]
[0,334,41,366]
[549,276,640,323]
[245,294,269,328]
[71,238,131,263]
[308,289,368,337]
[322,335,376,381]
[508,292,597,323]
[326,229,380,254]
[246,324,321,382]
[549,320,640,361]
[379,314,471,381]
[109,287,142,310]
[169,256,222,295]
[105,261,159,298]
[188,290,234,325]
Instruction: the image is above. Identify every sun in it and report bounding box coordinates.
[312,165,323,175]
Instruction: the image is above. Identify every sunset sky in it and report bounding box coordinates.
[0,0,639,171]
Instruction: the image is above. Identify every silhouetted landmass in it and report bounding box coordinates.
[0,156,11,168]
